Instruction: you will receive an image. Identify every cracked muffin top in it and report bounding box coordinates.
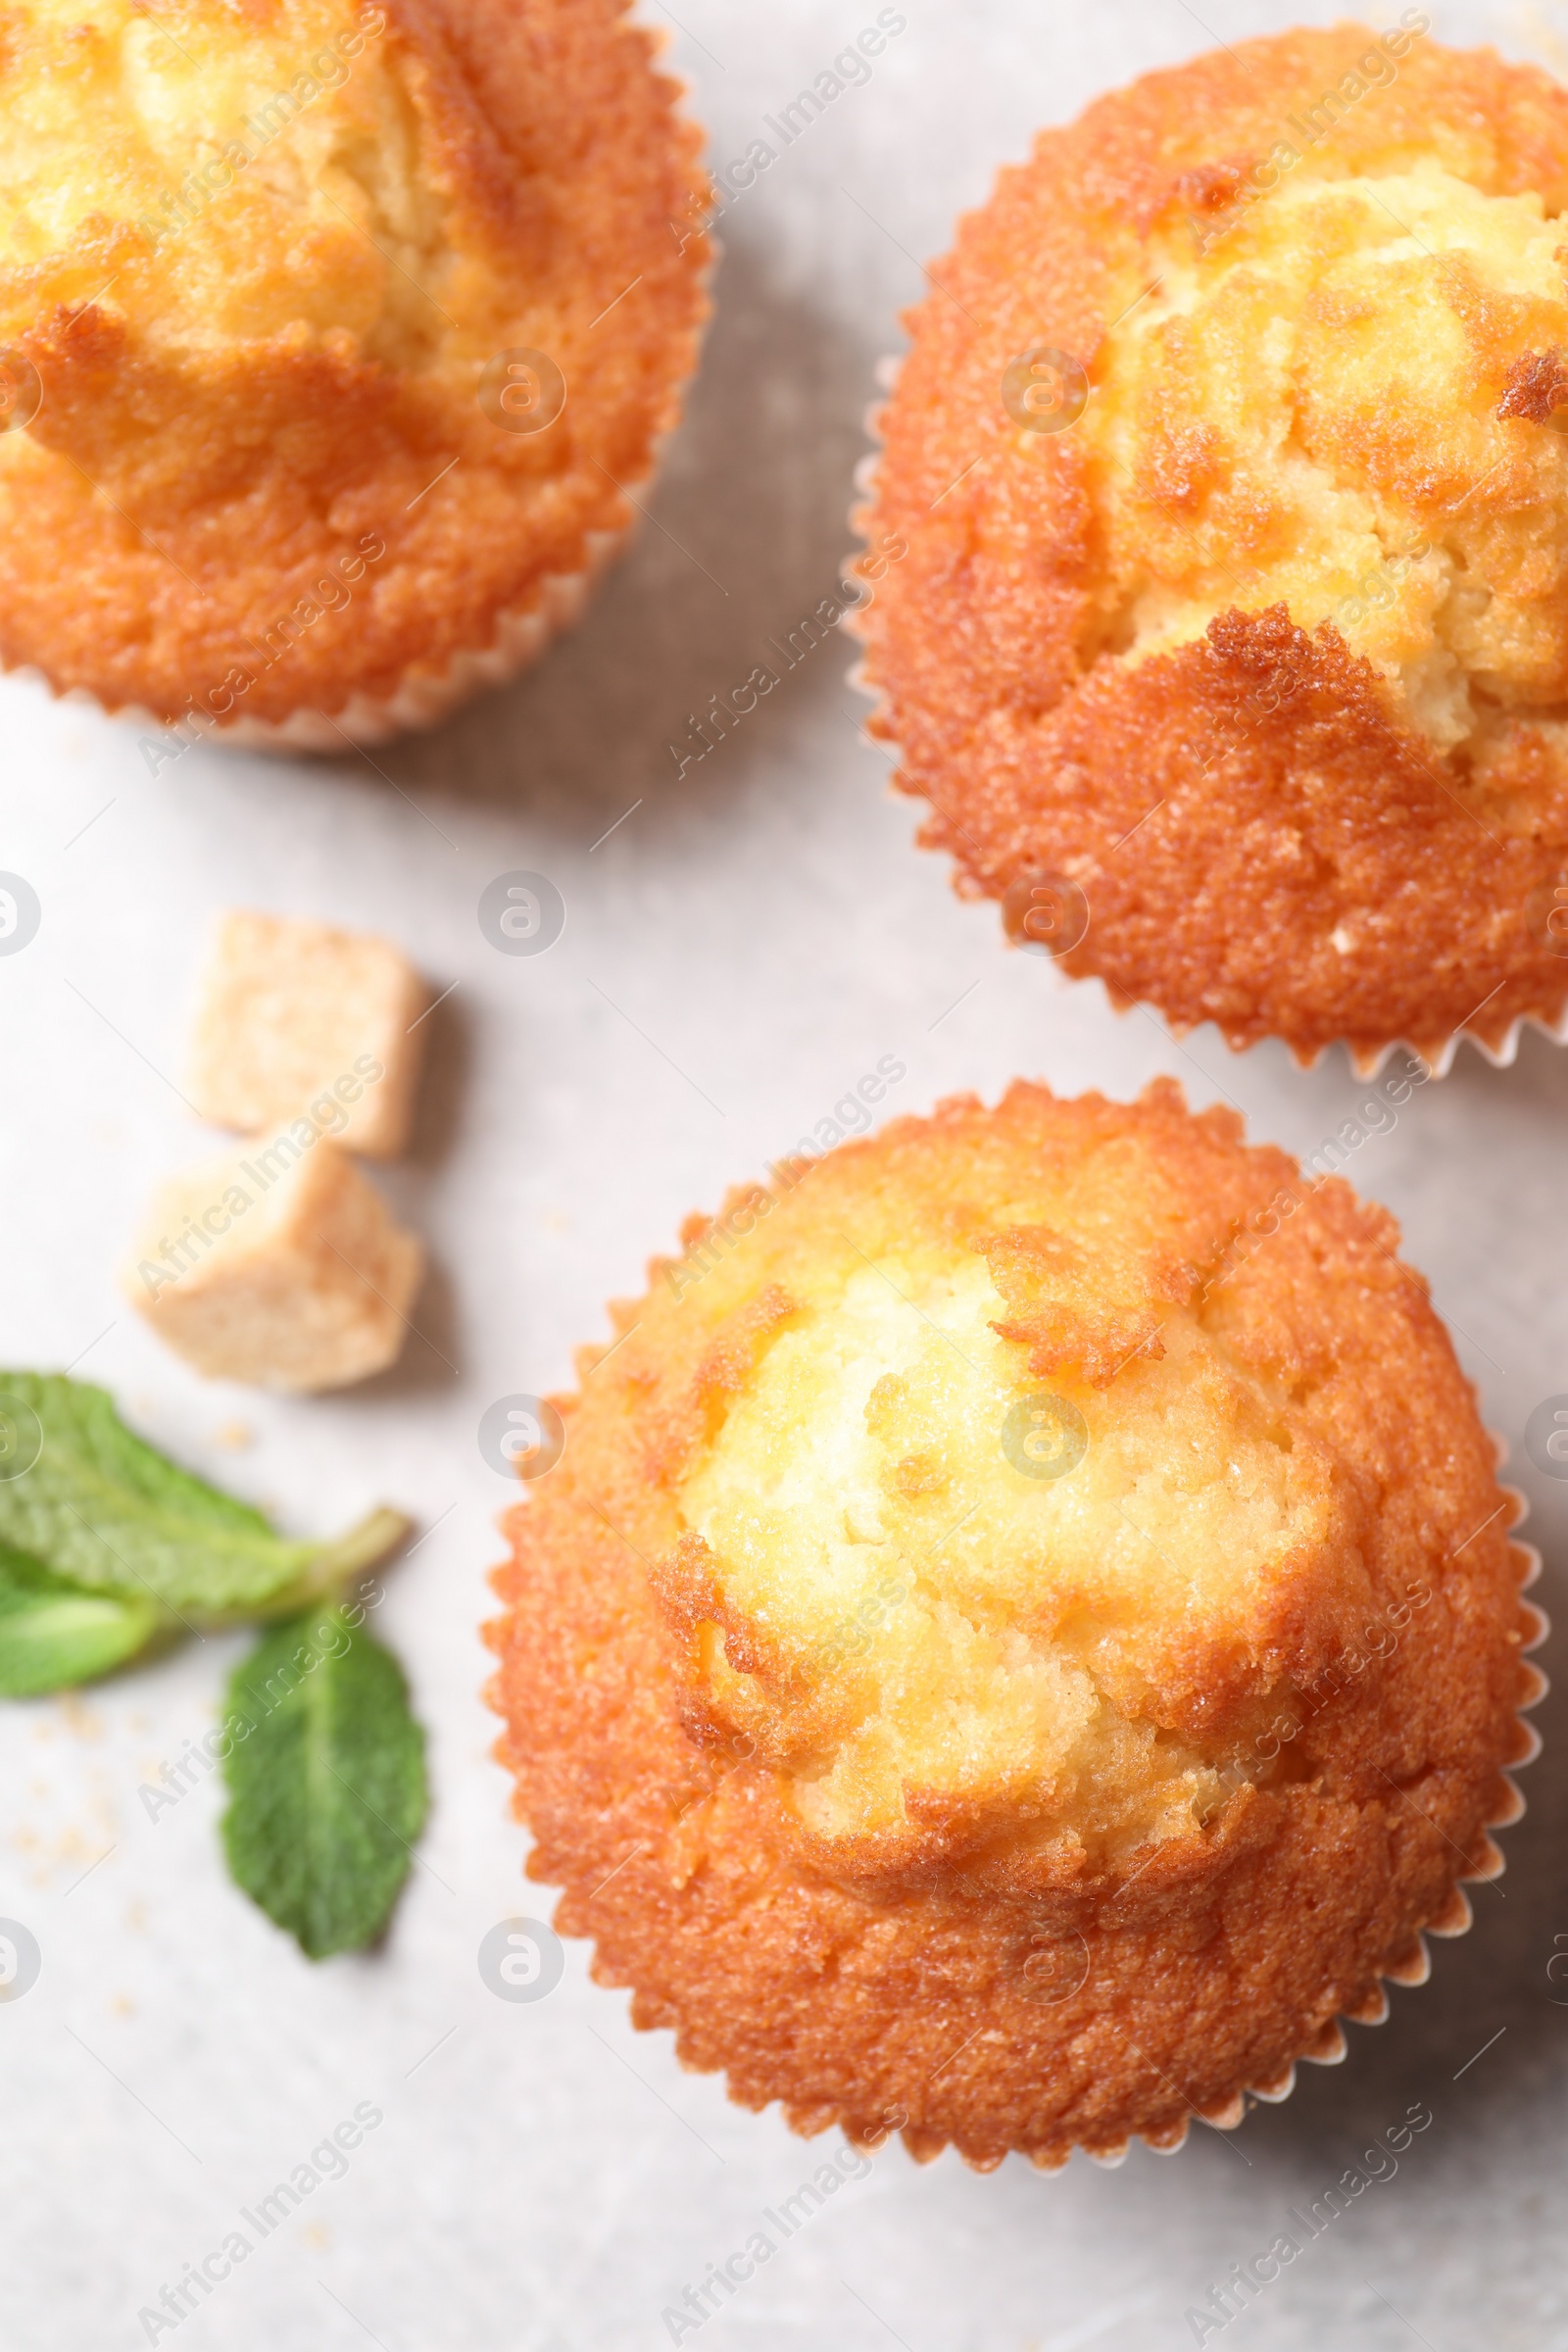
[488,1081,1539,2167]
[853,24,1568,1068]
[658,1098,1358,1884]
[1084,160,1568,744]
[0,0,709,730]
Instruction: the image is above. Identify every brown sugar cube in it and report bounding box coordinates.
[121,1133,425,1393]
[187,910,430,1159]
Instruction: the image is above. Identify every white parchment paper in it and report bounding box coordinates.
[4,3,1567,2345]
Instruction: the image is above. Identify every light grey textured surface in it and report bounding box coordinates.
[3,2,1568,2345]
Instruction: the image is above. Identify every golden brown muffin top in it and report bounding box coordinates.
[855,26,1568,1066]
[0,0,709,724]
[1086,163,1568,745]
[657,1090,1368,1887]
[489,1085,1537,2164]
[533,1077,1512,1897]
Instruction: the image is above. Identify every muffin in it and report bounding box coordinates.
[851,24,1568,1070]
[486,1080,1544,2168]
[0,0,710,748]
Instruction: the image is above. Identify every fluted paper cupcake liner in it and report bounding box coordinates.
[207,523,631,754]
[9,524,636,760]
[489,1474,1544,2177]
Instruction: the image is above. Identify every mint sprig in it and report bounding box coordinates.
[221,1607,427,1959]
[0,1371,425,1958]
[0,1373,406,1620]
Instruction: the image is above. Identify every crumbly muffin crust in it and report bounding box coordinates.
[487,1082,1539,2166]
[0,0,709,728]
[853,27,1568,1066]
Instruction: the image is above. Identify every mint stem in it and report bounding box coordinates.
[229,1506,413,1626]
[313,1506,413,1589]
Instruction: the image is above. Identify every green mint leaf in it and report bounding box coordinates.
[0,1373,407,1619]
[0,1540,159,1696]
[220,1606,427,1959]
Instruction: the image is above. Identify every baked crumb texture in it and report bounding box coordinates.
[852,28,1568,1067]
[487,1082,1543,2167]
[0,0,710,727]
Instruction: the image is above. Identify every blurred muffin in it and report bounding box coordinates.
[487,1081,1543,2168]
[852,24,1568,1069]
[0,0,710,747]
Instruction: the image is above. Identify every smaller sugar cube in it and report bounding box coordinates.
[188,910,430,1159]
[122,1132,425,1393]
